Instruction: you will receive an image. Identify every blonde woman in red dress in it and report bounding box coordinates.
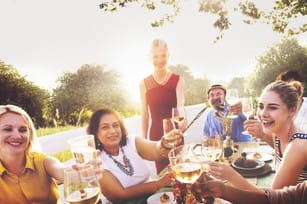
[140,38,185,173]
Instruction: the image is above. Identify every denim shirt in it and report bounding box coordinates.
[203,105,251,142]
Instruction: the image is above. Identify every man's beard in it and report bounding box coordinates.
[211,98,225,112]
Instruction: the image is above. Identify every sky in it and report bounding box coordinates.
[1,0,306,101]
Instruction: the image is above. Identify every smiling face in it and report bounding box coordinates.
[97,114,123,151]
[0,112,30,156]
[257,91,296,136]
[150,40,169,71]
[208,88,226,109]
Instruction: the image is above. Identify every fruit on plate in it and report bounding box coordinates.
[160,193,170,203]
[253,152,262,159]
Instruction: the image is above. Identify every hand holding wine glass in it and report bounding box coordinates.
[226,89,239,119]
[171,107,187,131]
[64,165,101,204]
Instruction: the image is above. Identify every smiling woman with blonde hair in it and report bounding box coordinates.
[0,104,66,203]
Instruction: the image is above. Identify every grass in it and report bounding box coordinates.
[37,126,79,162]
[36,125,79,137]
[53,149,72,163]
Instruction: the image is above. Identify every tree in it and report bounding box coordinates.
[99,0,306,41]
[51,64,134,125]
[169,64,210,105]
[0,61,50,127]
[247,38,307,96]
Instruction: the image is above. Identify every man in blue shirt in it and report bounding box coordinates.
[203,84,252,142]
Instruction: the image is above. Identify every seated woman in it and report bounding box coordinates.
[0,104,66,203]
[209,80,307,190]
[86,108,183,203]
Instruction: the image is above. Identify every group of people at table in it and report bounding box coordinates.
[0,38,306,204]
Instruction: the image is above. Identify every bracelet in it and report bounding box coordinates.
[263,189,270,204]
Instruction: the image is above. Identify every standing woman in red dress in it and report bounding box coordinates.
[139,38,185,173]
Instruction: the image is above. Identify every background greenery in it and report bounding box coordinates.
[1,38,306,130]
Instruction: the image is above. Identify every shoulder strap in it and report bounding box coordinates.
[290,133,307,142]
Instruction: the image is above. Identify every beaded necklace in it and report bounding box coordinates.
[106,146,134,176]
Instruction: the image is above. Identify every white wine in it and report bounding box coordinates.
[66,187,100,204]
[163,134,176,146]
[72,146,96,164]
[202,147,222,161]
[172,162,202,183]
[171,116,185,124]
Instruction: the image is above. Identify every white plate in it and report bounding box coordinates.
[232,159,265,171]
[147,192,174,204]
[246,152,273,162]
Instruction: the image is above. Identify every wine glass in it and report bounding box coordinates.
[226,89,239,119]
[201,130,223,166]
[171,107,187,131]
[241,97,254,135]
[68,135,97,164]
[162,118,176,148]
[64,165,101,204]
[168,145,202,184]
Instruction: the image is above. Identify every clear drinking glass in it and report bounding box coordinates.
[64,165,101,204]
[201,131,223,165]
[68,135,97,164]
[226,89,239,119]
[168,145,202,184]
[171,107,187,131]
[162,118,176,148]
[241,97,254,135]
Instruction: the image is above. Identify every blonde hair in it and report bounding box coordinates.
[150,38,168,54]
[0,104,41,153]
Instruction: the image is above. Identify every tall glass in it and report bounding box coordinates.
[226,89,239,119]
[241,97,254,135]
[201,130,223,173]
[64,166,101,204]
[162,118,176,148]
[68,135,97,164]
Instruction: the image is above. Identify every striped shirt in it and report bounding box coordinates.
[275,133,307,184]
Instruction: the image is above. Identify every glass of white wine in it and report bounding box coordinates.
[201,130,223,172]
[241,97,255,135]
[168,145,202,184]
[162,118,176,148]
[64,165,101,204]
[226,89,239,119]
[68,135,97,164]
[171,107,187,132]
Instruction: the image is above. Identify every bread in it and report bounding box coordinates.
[160,193,170,203]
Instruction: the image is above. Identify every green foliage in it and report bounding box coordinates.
[51,64,135,125]
[99,0,306,41]
[36,125,78,137]
[169,64,210,105]
[247,38,307,96]
[52,149,72,162]
[0,61,50,127]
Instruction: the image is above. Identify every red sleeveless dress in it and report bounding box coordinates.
[144,73,179,173]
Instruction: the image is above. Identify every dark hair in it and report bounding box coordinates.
[86,108,128,151]
[276,70,303,82]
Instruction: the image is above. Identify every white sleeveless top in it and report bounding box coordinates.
[100,134,151,187]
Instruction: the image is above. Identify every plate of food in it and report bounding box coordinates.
[232,152,265,171]
[147,192,174,204]
[246,152,274,162]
